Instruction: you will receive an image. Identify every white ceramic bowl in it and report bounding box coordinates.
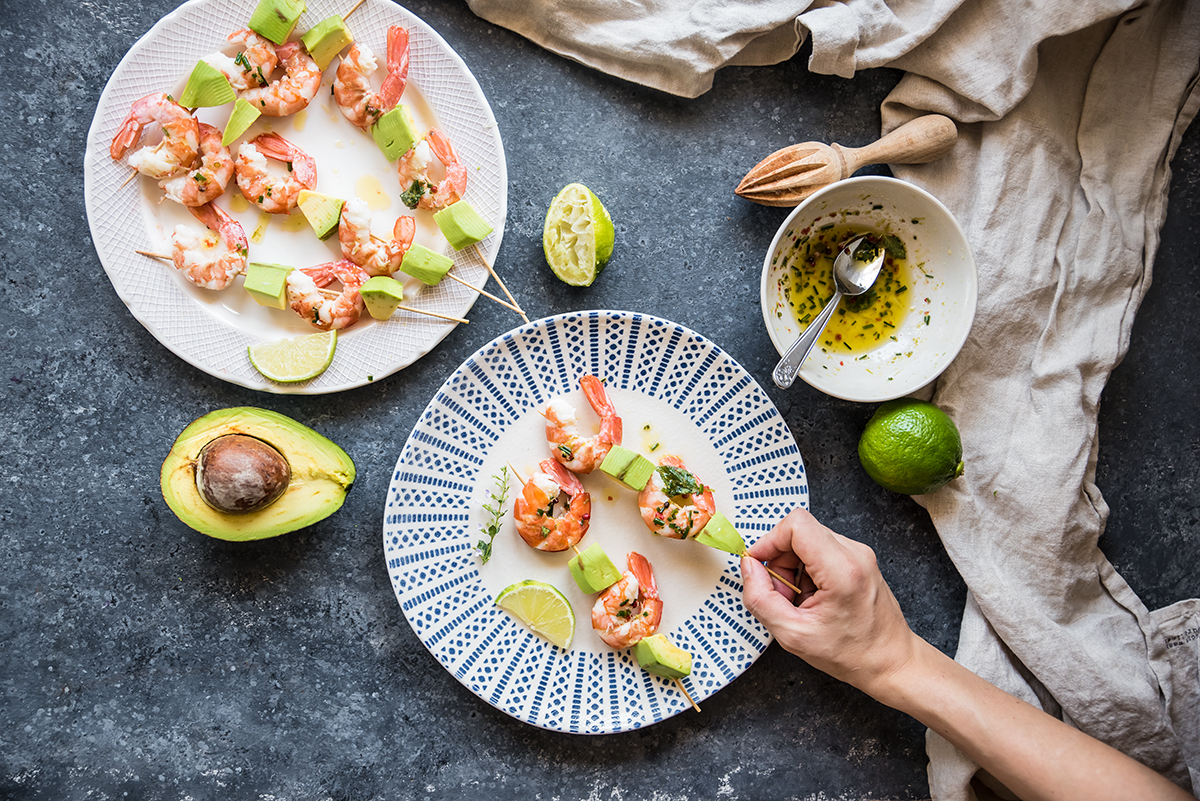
[760,176,977,402]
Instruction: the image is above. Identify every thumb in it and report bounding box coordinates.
[741,556,802,629]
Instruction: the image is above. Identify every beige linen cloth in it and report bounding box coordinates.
[467,0,1200,798]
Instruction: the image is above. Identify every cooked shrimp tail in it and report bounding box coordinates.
[169,202,248,290]
[240,41,322,117]
[111,93,200,179]
[545,374,622,473]
[286,259,368,331]
[397,128,469,211]
[337,196,415,276]
[592,551,663,649]
[235,133,317,214]
[637,455,717,540]
[333,26,409,130]
[159,122,234,206]
[379,26,410,107]
[511,459,591,552]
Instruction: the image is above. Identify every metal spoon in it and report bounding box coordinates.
[772,236,887,389]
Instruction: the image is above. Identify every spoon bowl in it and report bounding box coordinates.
[771,237,886,389]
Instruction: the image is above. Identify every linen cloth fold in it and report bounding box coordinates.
[466,0,1200,798]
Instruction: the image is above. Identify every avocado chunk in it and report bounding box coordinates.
[634,634,693,679]
[248,0,306,45]
[300,15,353,70]
[401,243,453,285]
[296,189,345,240]
[244,262,293,309]
[161,407,355,541]
[372,105,420,162]
[695,511,746,555]
[179,60,236,108]
[222,98,263,146]
[434,201,495,251]
[360,276,405,319]
[599,445,655,491]
[568,543,622,594]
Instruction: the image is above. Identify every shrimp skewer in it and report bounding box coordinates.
[397,128,468,211]
[638,455,717,540]
[235,133,317,214]
[338,197,416,276]
[287,259,368,331]
[159,122,234,206]
[544,375,622,474]
[110,93,200,180]
[239,41,322,117]
[333,27,410,130]
[167,202,248,290]
[203,29,279,91]
[591,552,663,649]
[512,459,591,552]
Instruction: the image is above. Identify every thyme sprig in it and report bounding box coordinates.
[475,467,511,564]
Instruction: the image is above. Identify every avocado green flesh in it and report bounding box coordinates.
[179,60,236,107]
[401,243,453,285]
[599,445,654,491]
[296,190,344,240]
[695,511,746,555]
[360,276,405,319]
[372,105,420,161]
[244,262,293,309]
[161,407,355,541]
[433,201,494,250]
[223,98,263,146]
[634,634,692,678]
[568,543,622,594]
[300,15,353,70]
[248,0,306,45]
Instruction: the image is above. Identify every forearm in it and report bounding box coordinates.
[865,635,1190,801]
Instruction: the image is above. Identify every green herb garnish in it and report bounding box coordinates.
[657,465,702,498]
[475,467,511,564]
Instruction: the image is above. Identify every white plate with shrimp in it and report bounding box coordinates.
[383,311,809,734]
[84,0,506,393]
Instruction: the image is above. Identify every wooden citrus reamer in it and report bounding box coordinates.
[735,114,958,207]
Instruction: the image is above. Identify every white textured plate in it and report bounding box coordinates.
[84,0,506,393]
[384,311,809,733]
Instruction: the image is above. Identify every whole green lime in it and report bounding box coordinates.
[858,398,964,495]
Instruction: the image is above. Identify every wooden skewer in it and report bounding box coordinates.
[367,233,526,318]
[315,286,469,324]
[442,270,525,316]
[471,244,528,323]
[136,249,170,260]
[342,0,367,20]
[674,678,701,712]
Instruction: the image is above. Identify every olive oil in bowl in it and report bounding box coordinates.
[783,225,912,355]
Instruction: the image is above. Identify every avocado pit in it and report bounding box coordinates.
[195,434,291,514]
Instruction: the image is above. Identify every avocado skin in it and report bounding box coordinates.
[161,407,355,541]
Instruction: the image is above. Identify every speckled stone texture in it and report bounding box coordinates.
[1,1,1196,799]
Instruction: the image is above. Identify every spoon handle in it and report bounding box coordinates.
[772,289,842,389]
[837,114,958,176]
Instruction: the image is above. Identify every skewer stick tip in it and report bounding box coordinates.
[674,678,701,712]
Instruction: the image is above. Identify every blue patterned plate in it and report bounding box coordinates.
[383,311,808,733]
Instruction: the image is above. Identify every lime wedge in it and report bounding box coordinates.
[495,580,575,649]
[248,331,337,383]
[542,183,614,286]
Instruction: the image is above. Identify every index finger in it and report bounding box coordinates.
[746,507,843,568]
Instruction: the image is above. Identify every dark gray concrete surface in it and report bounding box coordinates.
[1,1,1195,799]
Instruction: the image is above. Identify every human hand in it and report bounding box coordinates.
[740,507,918,695]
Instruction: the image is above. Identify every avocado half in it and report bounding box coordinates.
[161,407,355,541]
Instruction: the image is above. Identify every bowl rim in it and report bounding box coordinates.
[759,175,978,403]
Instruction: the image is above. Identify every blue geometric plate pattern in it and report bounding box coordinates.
[383,311,809,733]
